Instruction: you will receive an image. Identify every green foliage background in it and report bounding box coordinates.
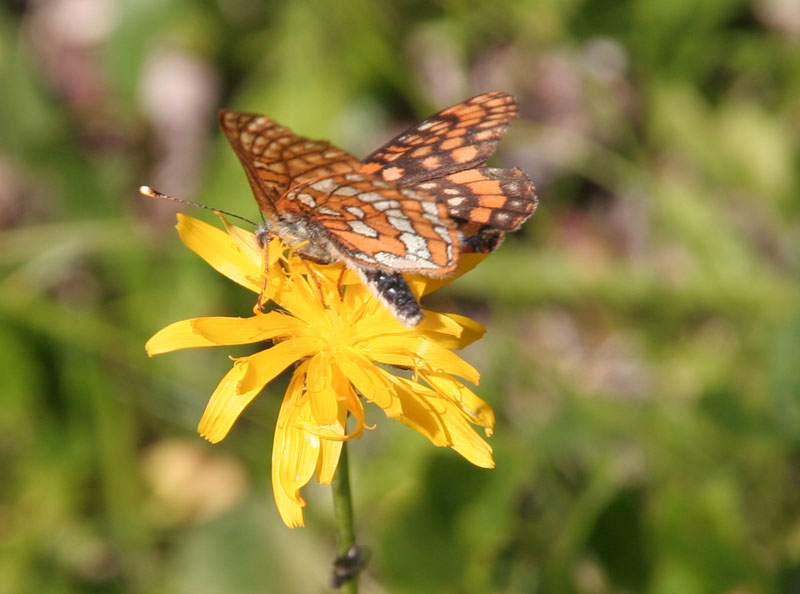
[2,0,799,592]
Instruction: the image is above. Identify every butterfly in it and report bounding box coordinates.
[220,92,537,327]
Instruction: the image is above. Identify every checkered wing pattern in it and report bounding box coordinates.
[359,92,537,251]
[220,110,362,217]
[217,93,536,326]
[279,173,458,275]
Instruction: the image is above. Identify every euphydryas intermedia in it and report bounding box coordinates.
[220,92,537,326]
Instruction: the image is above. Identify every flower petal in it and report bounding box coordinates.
[433,400,495,468]
[176,214,261,293]
[197,360,263,443]
[418,253,488,296]
[315,368,351,484]
[334,348,401,415]
[420,372,495,429]
[238,336,322,394]
[220,214,264,269]
[418,312,486,349]
[306,352,339,426]
[316,438,343,485]
[361,336,481,385]
[190,311,309,345]
[379,373,494,468]
[145,318,219,355]
[272,362,320,528]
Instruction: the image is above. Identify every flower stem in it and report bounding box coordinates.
[332,440,358,593]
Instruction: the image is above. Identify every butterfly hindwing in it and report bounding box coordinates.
[358,93,537,251]
[277,173,458,275]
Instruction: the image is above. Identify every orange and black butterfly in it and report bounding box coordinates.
[220,92,537,326]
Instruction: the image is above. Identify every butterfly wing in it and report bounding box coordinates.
[414,166,536,251]
[360,92,519,185]
[219,110,362,217]
[278,173,458,276]
[358,92,537,251]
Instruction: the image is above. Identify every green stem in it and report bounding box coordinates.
[332,440,358,593]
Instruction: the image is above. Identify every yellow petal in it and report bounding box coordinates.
[197,361,263,443]
[238,336,321,394]
[334,349,400,415]
[420,372,495,429]
[381,373,494,467]
[315,373,350,484]
[381,373,443,428]
[316,438,344,485]
[190,312,308,345]
[418,312,486,349]
[306,352,339,426]
[419,252,488,296]
[361,336,481,385]
[219,214,264,270]
[348,308,408,343]
[267,270,331,325]
[145,318,219,355]
[272,362,320,528]
[434,400,495,468]
[176,214,261,293]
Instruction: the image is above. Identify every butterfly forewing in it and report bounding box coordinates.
[359,92,520,186]
[358,92,537,251]
[220,110,362,216]
[279,173,458,275]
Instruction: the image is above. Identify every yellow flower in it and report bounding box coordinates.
[146,214,496,528]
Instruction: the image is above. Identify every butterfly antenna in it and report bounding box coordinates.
[139,185,259,227]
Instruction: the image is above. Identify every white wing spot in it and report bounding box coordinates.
[494,211,511,221]
[347,220,379,238]
[335,185,360,196]
[388,215,415,233]
[310,178,338,193]
[345,205,366,218]
[318,206,340,216]
[443,188,461,195]
[421,201,440,216]
[294,192,316,208]
[399,232,431,260]
[372,200,401,210]
[358,191,381,202]
[433,224,452,243]
[375,251,438,270]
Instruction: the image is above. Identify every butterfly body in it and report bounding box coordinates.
[221,92,537,327]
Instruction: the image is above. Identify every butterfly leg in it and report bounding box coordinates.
[336,265,347,301]
[253,228,272,313]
